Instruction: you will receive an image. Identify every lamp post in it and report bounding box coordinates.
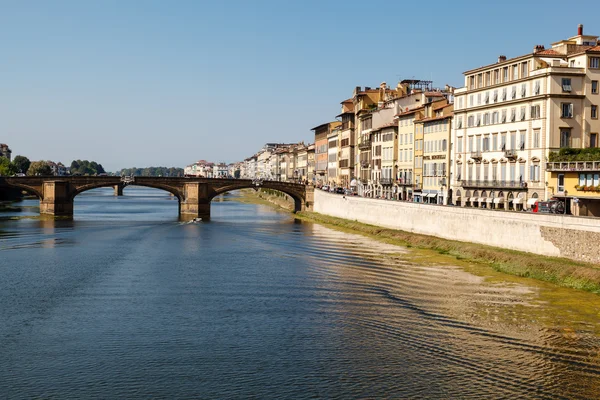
[564,189,568,215]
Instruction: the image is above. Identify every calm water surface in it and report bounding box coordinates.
[1,187,600,399]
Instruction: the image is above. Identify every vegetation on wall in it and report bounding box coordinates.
[549,148,600,162]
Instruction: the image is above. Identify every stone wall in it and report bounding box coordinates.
[313,190,600,263]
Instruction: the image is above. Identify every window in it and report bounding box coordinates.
[502,87,507,100]
[530,164,540,182]
[492,133,498,150]
[442,139,447,151]
[591,133,597,148]
[477,93,482,105]
[579,173,586,186]
[590,57,600,69]
[483,136,489,151]
[468,136,473,152]
[503,67,508,82]
[510,131,516,150]
[531,105,541,119]
[562,78,572,92]
[494,70,499,84]
[457,137,463,153]
[521,83,527,97]
[510,108,516,122]
[534,80,540,95]
[501,163,506,181]
[513,64,518,80]
[560,129,571,148]
[558,174,565,192]
[519,131,526,150]
[493,90,498,102]
[469,76,475,89]
[476,114,481,126]
[533,129,540,148]
[593,80,599,94]
[501,132,507,150]
[561,103,573,118]
[469,95,474,106]
[484,92,489,103]
[511,86,517,99]
[458,97,463,109]
[483,113,490,125]
[592,105,598,119]
[520,106,526,121]
[492,111,499,124]
[521,62,528,78]
[501,109,507,123]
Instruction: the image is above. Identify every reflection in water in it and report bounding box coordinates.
[0,187,599,398]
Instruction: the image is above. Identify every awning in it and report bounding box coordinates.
[493,197,505,204]
[350,179,357,186]
[427,193,437,198]
[454,196,461,202]
[513,198,523,204]
[486,198,494,203]
[527,198,538,206]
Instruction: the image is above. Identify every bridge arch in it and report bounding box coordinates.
[208,181,306,212]
[71,182,184,202]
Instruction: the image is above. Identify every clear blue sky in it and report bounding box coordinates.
[1,0,597,171]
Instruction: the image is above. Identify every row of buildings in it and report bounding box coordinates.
[184,160,231,178]
[239,24,600,217]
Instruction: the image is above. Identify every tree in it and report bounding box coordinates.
[27,161,52,176]
[0,156,17,176]
[12,155,31,174]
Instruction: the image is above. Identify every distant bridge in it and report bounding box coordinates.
[0,176,313,220]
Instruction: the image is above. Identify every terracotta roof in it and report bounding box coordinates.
[340,98,353,104]
[425,92,445,97]
[418,114,453,123]
[433,103,449,111]
[588,45,600,52]
[394,105,425,117]
[535,49,562,56]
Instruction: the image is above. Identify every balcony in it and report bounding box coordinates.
[341,121,354,131]
[396,178,413,186]
[504,149,518,159]
[546,161,600,172]
[460,180,528,189]
[360,160,370,168]
[380,178,393,185]
[470,151,482,161]
[358,139,372,150]
[339,159,350,168]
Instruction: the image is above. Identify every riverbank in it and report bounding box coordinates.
[238,189,600,294]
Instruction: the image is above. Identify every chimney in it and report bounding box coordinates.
[498,55,507,63]
[533,44,545,53]
[578,24,583,36]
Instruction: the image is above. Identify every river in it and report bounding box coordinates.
[1,187,600,399]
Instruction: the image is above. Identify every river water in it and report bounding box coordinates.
[1,187,600,399]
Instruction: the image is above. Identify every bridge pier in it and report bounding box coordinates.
[40,181,73,217]
[180,182,211,220]
[114,184,124,196]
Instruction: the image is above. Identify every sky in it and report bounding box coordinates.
[1,0,598,171]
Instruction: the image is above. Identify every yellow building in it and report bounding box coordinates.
[395,106,423,200]
[420,101,453,204]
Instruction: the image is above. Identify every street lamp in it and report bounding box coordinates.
[564,189,568,215]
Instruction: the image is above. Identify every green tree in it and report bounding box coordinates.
[27,161,52,176]
[12,155,31,174]
[0,156,18,176]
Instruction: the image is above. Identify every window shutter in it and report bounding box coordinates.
[569,103,573,117]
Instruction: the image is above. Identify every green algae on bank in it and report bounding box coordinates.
[294,211,600,295]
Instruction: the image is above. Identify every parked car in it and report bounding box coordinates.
[321,185,329,191]
[344,189,354,196]
[335,187,345,194]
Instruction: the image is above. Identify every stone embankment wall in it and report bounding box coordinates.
[313,190,600,263]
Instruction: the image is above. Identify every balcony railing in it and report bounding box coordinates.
[396,178,413,186]
[460,179,528,189]
[380,178,393,185]
[546,161,600,172]
[358,139,372,150]
[470,151,482,160]
[360,161,370,168]
[504,149,518,159]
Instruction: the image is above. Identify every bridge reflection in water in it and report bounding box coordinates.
[0,176,312,220]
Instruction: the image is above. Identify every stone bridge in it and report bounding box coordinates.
[0,176,313,220]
